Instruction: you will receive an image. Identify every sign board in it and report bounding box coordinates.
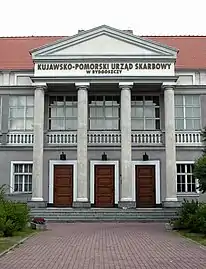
[34,61,175,77]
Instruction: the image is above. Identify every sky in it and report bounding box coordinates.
[0,0,206,36]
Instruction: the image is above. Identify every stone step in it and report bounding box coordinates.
[45,219,168,223]
[31,214,174,218]
[30,214,175,218]
[30,208,177,222]
[30,210,177,215]
[31,209,177,213]
[30,214,175,222]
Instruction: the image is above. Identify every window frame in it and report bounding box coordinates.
[88,94,120,130]
[131,95,161,130]
[176,161,199,196]
[48,95,77,131]
[8,95,34,131]
[10,161,33,194]
[174,95,201,131]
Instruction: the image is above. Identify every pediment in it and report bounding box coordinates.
[31,25,177,60]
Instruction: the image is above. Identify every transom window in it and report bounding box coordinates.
[89,95,120,130]
[9,96,34,130]
[176,163,198,193]
[48,96,77,130]
[175,95,201,130]
[131,96,160,130]
[12,163,33,193]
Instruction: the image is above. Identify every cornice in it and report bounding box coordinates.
[0,85,34,90]
[175,85,206,90]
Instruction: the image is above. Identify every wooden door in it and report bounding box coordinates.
[54,165,73,207]
[136,165,155,208]
[95,165,115,207]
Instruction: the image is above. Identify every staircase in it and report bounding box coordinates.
[30,208,178,223]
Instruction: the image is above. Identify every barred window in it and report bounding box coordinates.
[9,96,34,130]
[48,96,77,130]
[131,96,160,130]
[176,163,198,193]
[89,95,120,130]
[175,95,201,130]
[12,163,33,193]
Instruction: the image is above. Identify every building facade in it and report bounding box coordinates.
[0,25,206,208]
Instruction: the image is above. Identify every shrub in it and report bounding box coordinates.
[0,201,30,237]
[172,199,206,235]
[173,199,199,230]
[0,185,30,237]
[193,155,206,193]
[195,204,206,234]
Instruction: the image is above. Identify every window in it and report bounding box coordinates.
[48,96,77,130]
[11,163,33,193]
[131,96,160,130]
[176,163,198,193]
[89,95,120,130]
[9,96,34,130]
[175,95,201,130]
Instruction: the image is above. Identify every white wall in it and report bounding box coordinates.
[0,70,205,86]
[0,72,33,86]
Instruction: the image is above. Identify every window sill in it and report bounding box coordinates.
[177,193,199,197]
[9,192,32,195]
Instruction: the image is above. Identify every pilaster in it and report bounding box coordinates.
[1,95,9,145]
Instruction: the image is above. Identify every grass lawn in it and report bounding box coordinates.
[179,231,206,246]
[0,228,36,253]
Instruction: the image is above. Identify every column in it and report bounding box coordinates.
[30,86,46,206]
[75,83,90,207]
[119,82,135,208]
[163,83,178,207]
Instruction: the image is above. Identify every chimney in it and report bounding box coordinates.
[78,29,85,34]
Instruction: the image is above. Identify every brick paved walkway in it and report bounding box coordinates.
[0,223,205,269]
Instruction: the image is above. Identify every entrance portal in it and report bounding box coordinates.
[54,165,73,207]
[136,165,155,207]
[94,165,115,207]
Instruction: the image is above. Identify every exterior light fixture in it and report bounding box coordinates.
[60,152,66,160]
[102,152,108,161]
[143,152,149,161]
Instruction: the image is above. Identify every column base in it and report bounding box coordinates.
[118,201,136,209]
[73,201,91,208]
[27,200,47,208]
[162,200,181,208]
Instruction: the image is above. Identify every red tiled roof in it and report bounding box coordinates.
[0,35,206,70]
[146,36,206,70]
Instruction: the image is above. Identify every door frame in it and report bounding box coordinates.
[90,160,119,204]
[132,160,160,204]
[49,160,77,204]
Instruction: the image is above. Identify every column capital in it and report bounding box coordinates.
[34,84,47,91]
[119,82,133,90]
[75,82,90,90]
[162,82,176,90]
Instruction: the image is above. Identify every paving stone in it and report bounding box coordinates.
[0,223,205,269]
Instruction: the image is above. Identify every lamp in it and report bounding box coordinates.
[102,152,108,161]
[143,152,149,161]
[60,152,66,160]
